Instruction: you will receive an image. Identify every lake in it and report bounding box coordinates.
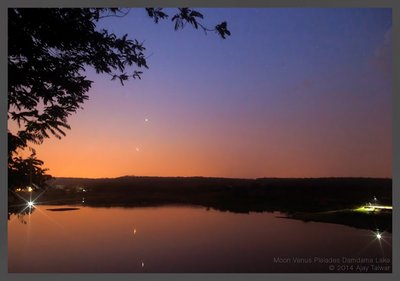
[8,204,392,273]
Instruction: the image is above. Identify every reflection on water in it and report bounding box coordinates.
[8,203,35,222]
[8,205,392,273]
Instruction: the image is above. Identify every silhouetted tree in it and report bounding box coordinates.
[8,150,51,190]
[8,8,230,189]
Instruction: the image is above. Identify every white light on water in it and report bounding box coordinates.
[28,201,34,207]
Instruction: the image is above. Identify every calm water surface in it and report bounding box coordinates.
[8,205,392,273]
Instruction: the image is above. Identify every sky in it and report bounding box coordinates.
[9,8,392,179]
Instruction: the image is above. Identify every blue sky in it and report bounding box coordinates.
[29,8,392,178]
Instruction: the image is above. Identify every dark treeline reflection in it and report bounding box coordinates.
[8,205,35,223]
[9,177,392,231]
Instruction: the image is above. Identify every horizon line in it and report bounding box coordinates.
[49,175,393,180]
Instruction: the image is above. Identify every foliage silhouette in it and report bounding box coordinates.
[8,8,230,189]
[8,149,51,190]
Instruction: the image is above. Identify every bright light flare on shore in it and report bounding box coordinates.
[376,232,382,240]
[354,204,392,213]
[28,201,34,207]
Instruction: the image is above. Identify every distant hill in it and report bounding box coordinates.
[45,176,392,210]
[48,175,391,187]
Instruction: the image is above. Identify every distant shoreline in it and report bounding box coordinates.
[24,176,393,212]
[9,176,392,232]
[50,175,393,181]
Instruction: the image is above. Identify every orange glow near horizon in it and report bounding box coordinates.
[8,94,392,179]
